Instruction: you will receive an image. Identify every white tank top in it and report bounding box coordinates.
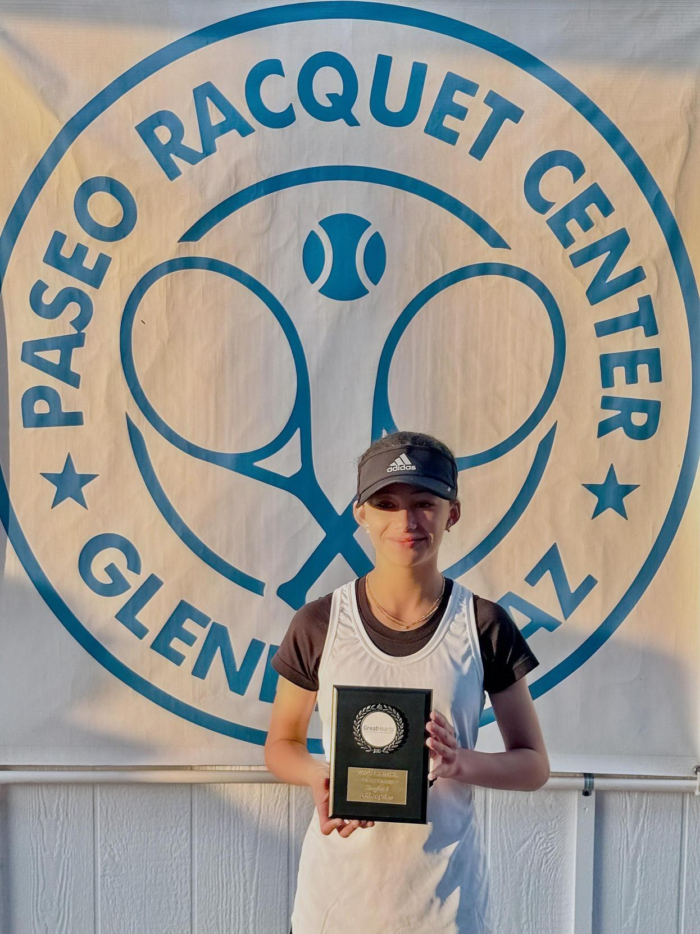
[291,579,493,934]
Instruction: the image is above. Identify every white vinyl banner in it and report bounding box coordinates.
[0,0,698,774]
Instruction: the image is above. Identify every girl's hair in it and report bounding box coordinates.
[356,430,459,500]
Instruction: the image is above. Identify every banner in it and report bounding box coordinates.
[0,0,698,774]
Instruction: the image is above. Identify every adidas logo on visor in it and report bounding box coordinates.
[386,453,417,472]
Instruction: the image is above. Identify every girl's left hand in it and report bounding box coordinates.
[426,709,461,781]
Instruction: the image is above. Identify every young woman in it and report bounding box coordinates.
[265,431,549,934]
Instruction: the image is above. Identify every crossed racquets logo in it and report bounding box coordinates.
[120,165,565,609]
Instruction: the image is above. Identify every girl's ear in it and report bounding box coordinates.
[353,500,366,527]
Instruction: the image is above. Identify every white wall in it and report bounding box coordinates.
[1,781,698,934]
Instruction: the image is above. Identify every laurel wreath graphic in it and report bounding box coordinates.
[352,704,405,754]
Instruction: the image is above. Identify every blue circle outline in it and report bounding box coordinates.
[121,257,305,468]
[0,1,697,743]
[372,263,566,467]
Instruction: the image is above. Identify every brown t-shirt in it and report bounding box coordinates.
[272,576,539,695]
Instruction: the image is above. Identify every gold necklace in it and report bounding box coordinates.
[365,575,446,630]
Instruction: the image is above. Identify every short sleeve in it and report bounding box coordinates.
[474,595,540,695]
[271,592,332,692]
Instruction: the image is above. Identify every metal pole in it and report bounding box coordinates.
[0,768,697,791]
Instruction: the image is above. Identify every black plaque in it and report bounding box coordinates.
[329,685,432,824]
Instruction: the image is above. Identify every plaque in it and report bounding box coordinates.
[328,685,432,823]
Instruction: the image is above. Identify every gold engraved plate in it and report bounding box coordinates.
[346,767,408,805]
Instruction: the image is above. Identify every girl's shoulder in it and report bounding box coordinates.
[290,589,335,634]
[270,586,342,691]
[472,593,541,694]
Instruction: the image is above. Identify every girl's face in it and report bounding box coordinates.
[353,483,460,568]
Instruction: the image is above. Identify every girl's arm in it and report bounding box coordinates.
[427,676,550,791]
[264,675,326,786]
[265,675,374,836]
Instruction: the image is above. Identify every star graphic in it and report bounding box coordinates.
[41,454,98,509]
[582,464,639,519]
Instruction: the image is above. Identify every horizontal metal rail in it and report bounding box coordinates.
[0,767,698,793]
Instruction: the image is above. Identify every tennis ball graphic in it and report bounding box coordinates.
[303,212,387,301]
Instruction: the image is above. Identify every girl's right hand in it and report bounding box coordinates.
[309,764,375,837]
